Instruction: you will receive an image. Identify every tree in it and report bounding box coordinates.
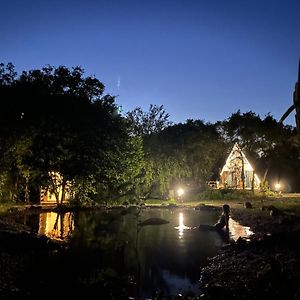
[141,119,225,198]
[127,104,171,136]
[95,136,146,203]
[0,63,143,204]
[218,110,299,190]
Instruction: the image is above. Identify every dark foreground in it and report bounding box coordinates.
[200,231,300,299]
[198,207,300,300]
[0,205,300,299]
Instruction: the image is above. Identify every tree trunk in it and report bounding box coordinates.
[60,181,66,205]
[262,165,269,184]
[24,176,30,204]
[50,176,60,205]
[60,213,64,239]
[13,177,19,203]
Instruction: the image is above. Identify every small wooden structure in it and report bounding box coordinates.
[40,172,71,205]
[219,143,260,190]
[40,187,71,205]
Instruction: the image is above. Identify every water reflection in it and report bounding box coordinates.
[38,212,74,241]
[174,212,190,239]
[229,217,254,241]
[17,208,255,298]
[33,210,253,244]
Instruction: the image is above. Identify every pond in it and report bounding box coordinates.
[17,207,253,298]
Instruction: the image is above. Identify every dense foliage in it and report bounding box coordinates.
[0,63,299,205]
[0,63,144,204]
[217,111,300,192]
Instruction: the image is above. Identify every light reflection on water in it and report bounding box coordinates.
[229,217,254,241]
[22,208,254,298]
[37,211,253,243]
[174,212,191,239]
[38,212,74,241]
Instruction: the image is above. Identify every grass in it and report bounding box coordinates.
[1,194,300,217]
[258,197,300,216]
[0,203,16,215]
[0,202,26,216]
[145,198,239,207]
[145,195,300,216]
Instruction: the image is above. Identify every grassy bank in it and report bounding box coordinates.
[145,195,300,216]
[0,203,26,216]
[1,194,300,217]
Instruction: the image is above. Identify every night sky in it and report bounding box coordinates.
[1,0,300,125]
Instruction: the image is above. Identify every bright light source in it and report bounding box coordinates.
[177,188,184,197]
[275,183,281,191]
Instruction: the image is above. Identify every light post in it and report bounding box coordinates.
[275,183,281,194]
[177,188,184,202]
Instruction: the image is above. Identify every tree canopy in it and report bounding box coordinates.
[0,63,299,205]
[0,64,143,204]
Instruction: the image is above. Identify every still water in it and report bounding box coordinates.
[21,208,252,298]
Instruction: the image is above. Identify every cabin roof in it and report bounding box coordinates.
[220,143,260,183]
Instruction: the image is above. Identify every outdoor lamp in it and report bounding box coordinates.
[177,188,184,197]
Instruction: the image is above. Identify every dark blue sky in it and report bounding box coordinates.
[1,0,300,125]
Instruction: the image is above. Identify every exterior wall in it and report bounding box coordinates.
[40,172,72,205]
[40,187,71,204]
[219,143,260,190]
[220,170,259,190]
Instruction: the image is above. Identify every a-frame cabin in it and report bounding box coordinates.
[220,143,260,190]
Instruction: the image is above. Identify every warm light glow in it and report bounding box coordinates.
[174,212,190,239]
[228,218,254,241]
[220,143,261,189]
[177,188,184,197]
[275,183,281,191]
[38,212,74,241]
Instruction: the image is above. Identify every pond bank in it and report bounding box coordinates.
[199,229,300,300]
[199,206,300,300]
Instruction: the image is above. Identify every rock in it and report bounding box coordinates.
[244,202,252,209]
[261,205,269,211]
[195,205,218,211]
[195,203,206,210]
[261,205,284,217]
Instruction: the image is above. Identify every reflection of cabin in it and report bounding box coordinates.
[220,143,260,190]
[38,212,74,241]
[40,172,71,205]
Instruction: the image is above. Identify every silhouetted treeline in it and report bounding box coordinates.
[0,63,299,204]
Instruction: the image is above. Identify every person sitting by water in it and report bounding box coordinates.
[214,204,230,233]
[198,204,230,233]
